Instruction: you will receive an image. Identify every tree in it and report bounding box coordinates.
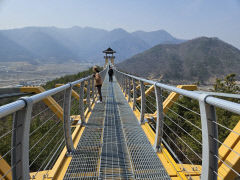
[214,73,240,94]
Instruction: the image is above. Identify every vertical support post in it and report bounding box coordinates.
[153,85,164,152]
[132,78,136,110]
[128,77,131,102]
[12,97,33,180]
[87,79,91,111]
[122,75,125,93]
[63,84,74,155]
[140,81,146,124]
[121,74,124,89]
[91,77,95,104]
[122,75,125,90]
[125,76,128,97]
[199,95,218,180]
[79,81,85,125]
[124,76,126,92]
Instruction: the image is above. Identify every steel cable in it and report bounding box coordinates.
[32,136,64,178]
[163,121,202,160]
[163,131,195,166]
[165,106,201,131]
[215,155,240,177]
[161,95,200,116]
[29,113,57,136]
[164,114,202,145]
[29,120,61,152]
[29,128,63,167]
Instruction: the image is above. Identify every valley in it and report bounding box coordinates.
[0,61,92,87]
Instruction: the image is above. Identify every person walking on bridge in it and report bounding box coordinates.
[108,66,114,82]
[93,66,103,103]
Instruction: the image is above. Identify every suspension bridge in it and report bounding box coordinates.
[0,59,240,179]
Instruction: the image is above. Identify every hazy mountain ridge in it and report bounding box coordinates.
[132,30,184,46]
[117,37,240,83]
[0,26,183,63]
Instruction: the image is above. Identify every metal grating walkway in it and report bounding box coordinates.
[63,79,108,179]
[63,77,170,179]
[113,80,170,180]
[99,82,133,179]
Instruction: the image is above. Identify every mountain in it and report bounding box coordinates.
[0,26,183,63]
[0,33,34,62]
[117,37,240,83]
[132,30,184,46]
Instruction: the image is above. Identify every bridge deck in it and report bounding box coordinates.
[63,77,170,179]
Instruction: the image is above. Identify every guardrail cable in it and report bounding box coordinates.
[29,128,62,168]
[212,120,240,136]
[29,113,57,136]
[213,137,240,157]
[165,106,202,131]
[31,98,64,120]
[0,128,15,140]
[31,136,65,178]
[163,121,202,160]
[29,120,61,152]
[0,160,20,180]
[215,155,240,177]
[161,94,200,116]
[44,138,65,171]
[164,113,202,145]
[163,131,195,166]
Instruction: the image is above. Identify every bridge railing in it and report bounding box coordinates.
[0,69,107,180]
[114,69,240,180]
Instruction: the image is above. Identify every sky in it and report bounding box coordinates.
[0,0,240,49]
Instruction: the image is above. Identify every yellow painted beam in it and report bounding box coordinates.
[152,85,197,116]
[130,82,150,93]
[131,84,140,93]
[55,84,87,103]
[218,140,240,180]
[0,156,12,180]
[136,85,154,102]
[30,170,51,180]
[177,164,201,177]
[20,87,63,121]
[218,120,240,180]
[140,85,197,119]
[218,120,240,167]
[55,84,88,93]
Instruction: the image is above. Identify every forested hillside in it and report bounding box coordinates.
[117,37,240,83]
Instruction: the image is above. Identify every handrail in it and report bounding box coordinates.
[0,68,107,180]
[114,69,240,114]
[0,74,96,119]
[114,68,240,180]
[0,100,25,119]
[0,67,239,180]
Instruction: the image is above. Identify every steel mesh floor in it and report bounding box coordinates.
[113,80,170,180]
[63,79,108,180]
[99,82,133,179]
[64,77,170,179]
